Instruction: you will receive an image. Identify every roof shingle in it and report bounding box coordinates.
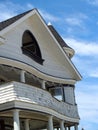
[48,25,71,48]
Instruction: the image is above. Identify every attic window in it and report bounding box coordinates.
[22,30,44,64]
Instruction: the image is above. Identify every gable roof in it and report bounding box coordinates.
[0,9,33,31]
[0,9,71,50]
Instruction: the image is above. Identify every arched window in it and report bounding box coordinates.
[22,30,44,64]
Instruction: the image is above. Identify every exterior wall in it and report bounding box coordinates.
[0,16,76,80]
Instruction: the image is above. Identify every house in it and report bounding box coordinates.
[0,8,82,130]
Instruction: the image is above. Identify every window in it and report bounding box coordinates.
[49,87,63,101]
[22,30,44,64]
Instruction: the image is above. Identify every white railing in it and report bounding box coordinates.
[0,81,79,118]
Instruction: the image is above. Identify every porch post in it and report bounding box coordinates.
[68,126,71,130]
[64,124,67,130]
[41,80,46,89]
[25,119,30,130]
[13,109,20,130]
[48,115,53,130]
[74,124,78,130]
[60,120,65,130]
[20,70,25,83]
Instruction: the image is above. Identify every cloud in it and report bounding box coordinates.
[86,0,98,6]
[0,1,35,22]
[65,13,88,27]
[64,38,98,56]
[65,17,82,27]
[73,56,98,78]
[0,1,59,24]
[89,68,98,77]
[39,9,60,22]
[63,37,98,78]
[26,3,34,9]
[0,1,17,21]
[75,84,98,130]
[64,13,89,37]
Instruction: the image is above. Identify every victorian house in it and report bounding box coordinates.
[0,9,82,130]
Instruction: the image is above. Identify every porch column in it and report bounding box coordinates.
[25,119,30,130]
[60,120,65,130]
[13,109,20,130]
[68,126,71,130]
[48,115,53,130]
[65,127,67,130]
[64,124,67,130]
[20,70,25,83]
[74,124,78,130]
[41,80,46,89]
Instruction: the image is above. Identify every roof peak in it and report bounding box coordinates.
[0,9,36,31]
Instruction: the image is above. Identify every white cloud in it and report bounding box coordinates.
[63,37,98,78]
[65,17,82,26]
[39,9,60,22]
[75,83,98,130]
[0,1,34,21]
[26,3,34,9]
[87,0,98,6]
[89,68,98,77]
[65,13,88,27]
[0,1,17,21]
[64,38,98,56]
[0,1,59,23]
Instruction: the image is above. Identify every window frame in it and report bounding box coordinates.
[22,30,44,65]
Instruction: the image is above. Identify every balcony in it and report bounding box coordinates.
[0,81,79,119]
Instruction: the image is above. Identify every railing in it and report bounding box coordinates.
[0,81,79,119]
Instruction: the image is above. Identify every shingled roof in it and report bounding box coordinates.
[48,25,71,49]
[0,9,33,31]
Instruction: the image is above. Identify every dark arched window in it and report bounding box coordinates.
[22,30,44,64]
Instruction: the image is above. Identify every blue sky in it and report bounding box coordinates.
[0,0,98,129]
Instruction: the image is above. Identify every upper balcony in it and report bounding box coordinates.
[0,81,79,120]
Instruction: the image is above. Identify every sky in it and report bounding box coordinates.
[0,0,98,130]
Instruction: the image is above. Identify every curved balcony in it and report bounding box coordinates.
[0,81,79,119]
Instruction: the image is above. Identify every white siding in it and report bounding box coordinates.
[0,17,75,80]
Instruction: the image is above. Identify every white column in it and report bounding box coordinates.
[74,124,78,130]
[41,80,46,89]
[48,115,53,130]
[60,120,65,130]
[20,70,25,83]
[13,109,20,130]
[25,119,29,130]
